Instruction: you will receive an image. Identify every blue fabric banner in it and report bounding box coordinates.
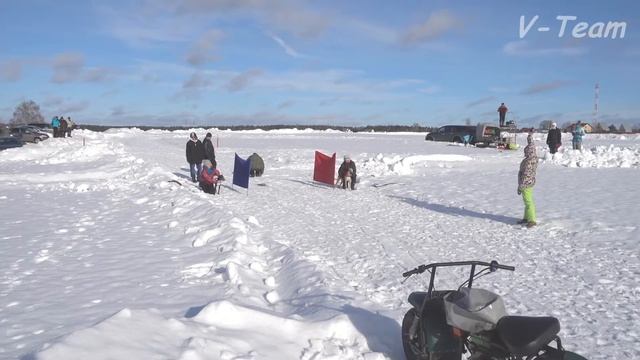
[233,153,251,189]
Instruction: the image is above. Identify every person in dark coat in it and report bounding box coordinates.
[337,155,357,190]
[546,122,562,155]
[497,103,508,127]
[59,117,68,138]
[248,153,264,177]
[185,132,205,182]
[203,132,216,162]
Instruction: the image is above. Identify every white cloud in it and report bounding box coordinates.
[503,40,587,56]
[418,85,441,95]
[0,60,22,82]
[186,30,224,66]
[175,0,328,38]
[400,10,462,45]
[521,81,574,95]
[267,32,306,58]
[466,96,496,108]
[226,69,264,92]
[49,53,119,83]
[51,53,85,83]
[183,72,213,89]
[97,3,197,47]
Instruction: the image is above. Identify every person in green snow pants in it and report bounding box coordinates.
[518,134,538,227]
[521,187,536,223]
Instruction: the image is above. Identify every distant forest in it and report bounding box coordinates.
[76,124,440,133]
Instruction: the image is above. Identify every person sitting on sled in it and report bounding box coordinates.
[337,155,357,190]
[199,159,224,194]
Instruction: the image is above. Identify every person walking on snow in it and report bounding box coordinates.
[518,134,538,228]
[185,132,205,183]
[546,122,562,155]
[572,121,585,150]
[497,103,508,127]
[337,155,357,190]
[203,132,216,162]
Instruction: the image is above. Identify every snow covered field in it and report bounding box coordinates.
[1,129,638,360]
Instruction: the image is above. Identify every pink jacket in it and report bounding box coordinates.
[200,167,221,185]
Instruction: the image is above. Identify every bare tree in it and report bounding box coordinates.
[10,100,45,125]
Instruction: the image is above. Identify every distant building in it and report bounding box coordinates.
[563,122,593,133]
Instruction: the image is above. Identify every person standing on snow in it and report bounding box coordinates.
[497,103,508,127]
[517,134,538,228]
[546,122,562,155]
[185,132,205,183]
[337,155,357,190]
[203,132,216,163]
[51,116,60,138]
[66,117,75,137]
[59,117,68,138]
[572,121,586,150]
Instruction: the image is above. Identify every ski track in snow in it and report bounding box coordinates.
[0,130,638,359]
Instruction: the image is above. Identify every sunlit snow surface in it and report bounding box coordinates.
[1,129,638,359]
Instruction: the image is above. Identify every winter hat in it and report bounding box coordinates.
[202,159,212,167]
[190,132,197,140]
[344,155,351,161]
[551,122,557,129]
[205,132,212,138]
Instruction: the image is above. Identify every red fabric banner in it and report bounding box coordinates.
[313,151,336,185]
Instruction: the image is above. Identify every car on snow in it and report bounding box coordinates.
[10,126,50,143]
[425,123,501,146]
[0,136,24,150]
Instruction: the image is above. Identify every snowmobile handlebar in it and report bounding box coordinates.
[402,260,515,277]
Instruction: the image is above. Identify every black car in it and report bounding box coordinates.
[425,124,502,146]
[425,125,476,143]
[0,137,24,150]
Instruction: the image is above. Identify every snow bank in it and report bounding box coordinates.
[361,153,472,176]
[543,145,640,168]
[36,302,380,360]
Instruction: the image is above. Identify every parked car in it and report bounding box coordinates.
[0,136,24,150]
[425,123,501,146]
[425,125,477,143]
[10,126,50,143]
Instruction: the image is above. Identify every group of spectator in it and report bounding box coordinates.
[545,121,586,154]
[51,116,75,138]
[185,132,265,195]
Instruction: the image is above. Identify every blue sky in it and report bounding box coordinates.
[0,0,638,127]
